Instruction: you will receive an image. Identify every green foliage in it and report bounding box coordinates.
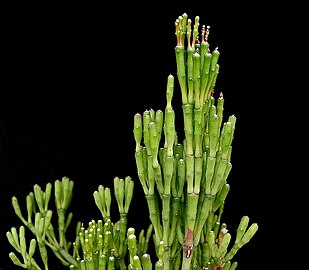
[7,176,152,270]
[6,13,258,270]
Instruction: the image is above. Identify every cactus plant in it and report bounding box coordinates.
[5,12,258,270]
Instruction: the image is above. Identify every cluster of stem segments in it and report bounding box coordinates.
[133,13,258,269]
[6,13,258,270]
[7,175,154,270]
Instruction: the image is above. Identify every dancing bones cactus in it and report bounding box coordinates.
[6,13,258,270]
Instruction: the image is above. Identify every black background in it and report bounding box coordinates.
[1,1,281,269]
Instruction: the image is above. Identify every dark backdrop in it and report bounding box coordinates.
[1,2,278,269]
